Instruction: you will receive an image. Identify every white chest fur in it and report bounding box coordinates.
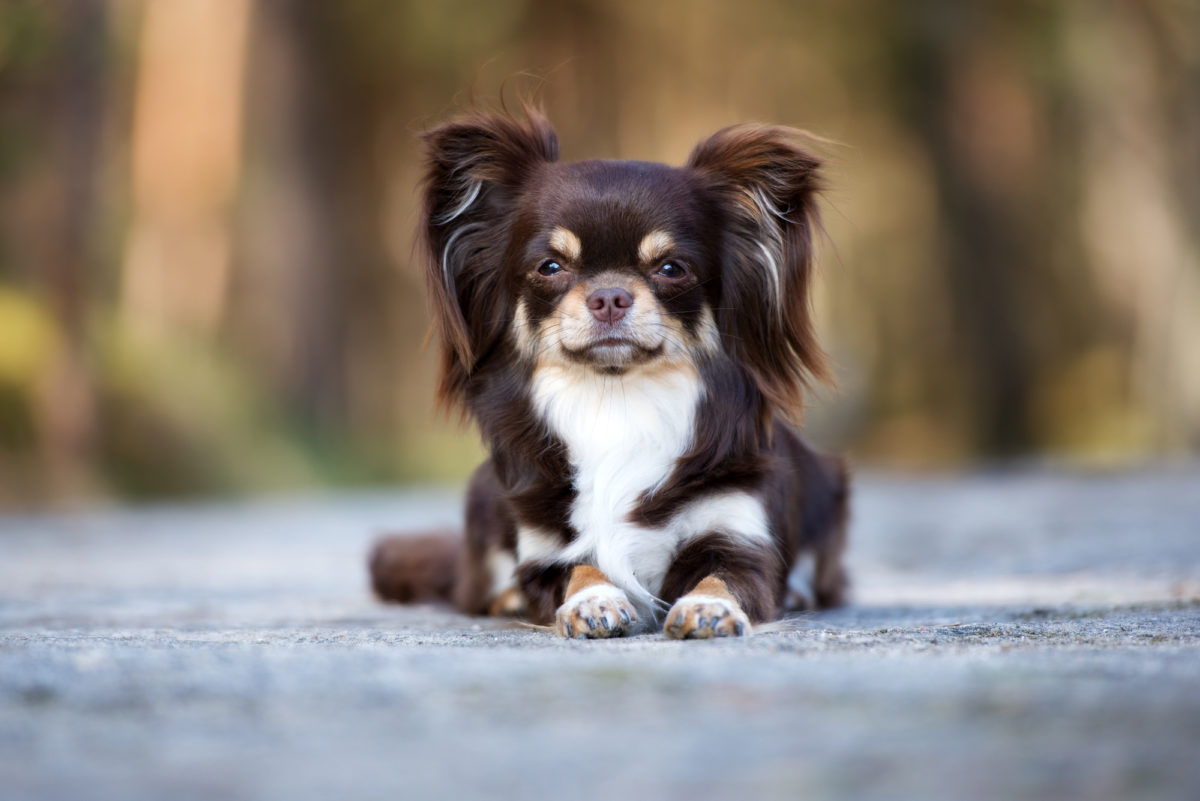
[528,364,770,613]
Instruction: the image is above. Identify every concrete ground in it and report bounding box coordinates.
[1,466,1198,801]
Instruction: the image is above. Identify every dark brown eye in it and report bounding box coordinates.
[656,262,687,280]
[537,260,564,277]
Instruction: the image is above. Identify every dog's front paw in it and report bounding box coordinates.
[664,594,751,639]
[555,584,637,639]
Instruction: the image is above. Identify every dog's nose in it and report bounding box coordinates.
[586,288,633,324]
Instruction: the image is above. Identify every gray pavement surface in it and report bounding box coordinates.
[1,466,1199,801]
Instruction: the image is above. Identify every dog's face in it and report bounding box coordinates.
[509,161,720,376]
[421,109,829,423]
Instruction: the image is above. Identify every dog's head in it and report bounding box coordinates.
[421,108,829,423]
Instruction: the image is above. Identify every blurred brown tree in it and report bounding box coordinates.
[0,0,1197,507]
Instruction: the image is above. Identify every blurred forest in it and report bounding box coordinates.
[0,0,1198,508]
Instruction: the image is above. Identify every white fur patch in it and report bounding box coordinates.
[434,179,482,225]
[676,593,733,606]
[562,581,628,608]
[532,365,698,613]
[747,186,787,316]
[485,547,517,599]
[440,221,484,288]
[517,525,562,563]
[664,491,771,546]
[528,363,771,617]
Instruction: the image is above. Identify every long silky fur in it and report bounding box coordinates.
[687,124,830,425]
[421,107,559,412]
[369,108,848,635]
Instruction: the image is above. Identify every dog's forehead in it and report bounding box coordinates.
[532,160,703,264]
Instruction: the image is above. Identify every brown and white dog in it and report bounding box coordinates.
[369,109,848,639]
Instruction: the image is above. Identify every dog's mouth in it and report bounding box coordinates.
[589,336,639,351]
[561,337,664,372]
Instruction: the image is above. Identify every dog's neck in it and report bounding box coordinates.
[530,361,702,495]
[533,357,700,457]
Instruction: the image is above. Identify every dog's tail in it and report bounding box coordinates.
[368,531,462,604]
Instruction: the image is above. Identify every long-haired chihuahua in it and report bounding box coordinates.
[370,108,848,639]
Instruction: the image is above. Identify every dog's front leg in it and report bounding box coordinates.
[659,536,779,639]
[554,565,638,639]
[663,575,753,639]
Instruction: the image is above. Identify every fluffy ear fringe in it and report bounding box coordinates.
[421,114,827,422]
[420,107,559,412]
[687,125,831,423]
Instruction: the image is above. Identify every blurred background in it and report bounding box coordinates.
[0,0,1197,509]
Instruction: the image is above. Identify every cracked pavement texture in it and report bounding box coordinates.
[2,466,1199,801]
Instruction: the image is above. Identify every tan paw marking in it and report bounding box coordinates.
[554,584,637,639]
[664,595,751,639]
[487,587,526,617]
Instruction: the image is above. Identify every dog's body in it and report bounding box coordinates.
[370,109,848,638]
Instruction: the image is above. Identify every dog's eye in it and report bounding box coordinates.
[656,262,687,280]
[537,260,564,277]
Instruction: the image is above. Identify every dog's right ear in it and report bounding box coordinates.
[421,109,559,410]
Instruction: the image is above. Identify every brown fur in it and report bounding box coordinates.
[368,533,459,604]
[369,108,849,638]
[419,108,559,413]
[687,124,830,425]
[563,565,615,598]
[686,575,739,602]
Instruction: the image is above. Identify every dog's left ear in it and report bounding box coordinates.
[688,125,831,422]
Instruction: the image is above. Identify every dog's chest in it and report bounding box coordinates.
[530,366,700,595]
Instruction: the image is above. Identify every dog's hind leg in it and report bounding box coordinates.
[452,460,523,616]
[368,459,524,617]
[812,512,848,608]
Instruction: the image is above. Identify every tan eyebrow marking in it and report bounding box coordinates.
[638,230,674,263]
[549,226,582,261]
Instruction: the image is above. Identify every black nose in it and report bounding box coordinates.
[586,288,633,324]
